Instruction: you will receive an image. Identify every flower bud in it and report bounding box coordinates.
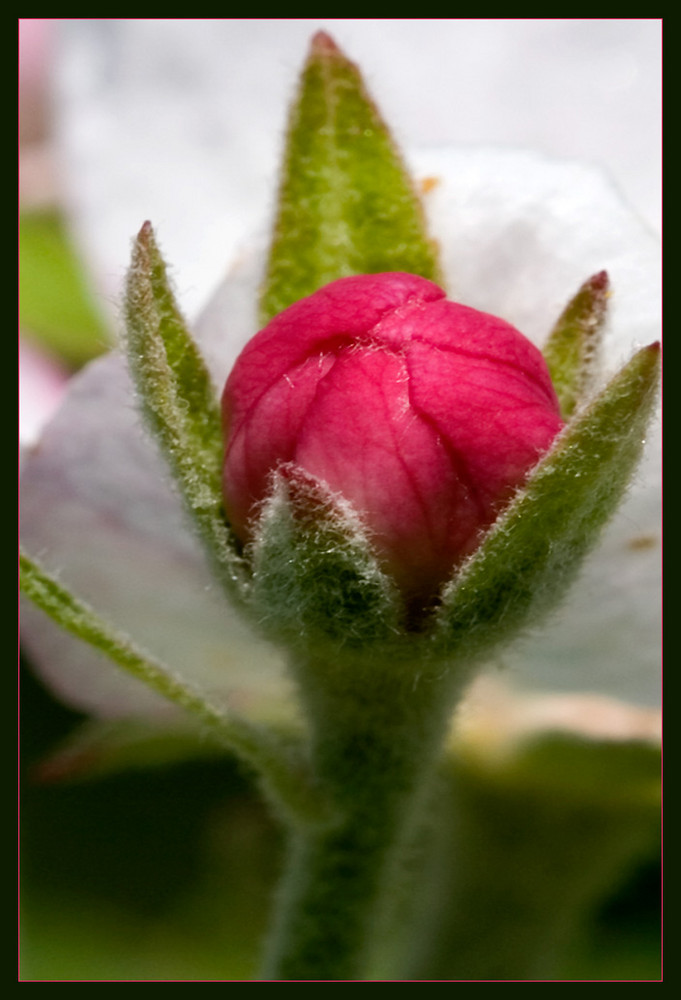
[222,273,564,602]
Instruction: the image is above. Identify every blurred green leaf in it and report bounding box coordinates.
[20,209,111,366]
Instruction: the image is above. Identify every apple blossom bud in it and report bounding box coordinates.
[222,273,564,602]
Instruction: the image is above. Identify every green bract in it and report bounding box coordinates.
[260,32,442,323]
[124,222,245,604]
[543,270,610,419]
[249,467,401,655]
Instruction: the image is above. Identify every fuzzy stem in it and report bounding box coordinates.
[260,652,470,981]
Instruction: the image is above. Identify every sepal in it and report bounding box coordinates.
[259,32,442,324]
[543,270,610,418]
[125,222,247,602]
[247,464,402,655]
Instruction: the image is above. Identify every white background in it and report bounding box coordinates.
[43,18,661,320]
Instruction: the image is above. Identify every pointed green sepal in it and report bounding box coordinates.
[543,270,610,418]
[248,465,401,655]
[431,343,660,663]
[259,32,443,324]
[124,222,245,600]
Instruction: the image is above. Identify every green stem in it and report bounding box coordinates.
[260,652,470,981]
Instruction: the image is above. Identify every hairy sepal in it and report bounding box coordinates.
[247,465,402,656]
[259,32,442,324]
[543,270,610,418]
[124,222,246,601]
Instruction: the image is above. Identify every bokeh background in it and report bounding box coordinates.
[21,19,661,327]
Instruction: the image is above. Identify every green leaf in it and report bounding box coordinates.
[20,209,111,366]
[249,465,401,655]
[543,270,610,418]
[124,222,245,601]
[20,548,325,825]
[432,344,660,663]
[260,32,443,324]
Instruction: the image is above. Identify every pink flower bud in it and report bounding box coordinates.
[222,273,564,602]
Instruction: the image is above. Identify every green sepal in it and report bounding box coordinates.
[431,343,660,663]
[259,32,443,324]
[247,464,402,655]
[124,222,245,601]
[543,270,610,418]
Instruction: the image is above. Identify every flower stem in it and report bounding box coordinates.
[260,652,470,980]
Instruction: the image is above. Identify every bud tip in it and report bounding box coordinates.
[590,270,609,293]
[311,31,341,55]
